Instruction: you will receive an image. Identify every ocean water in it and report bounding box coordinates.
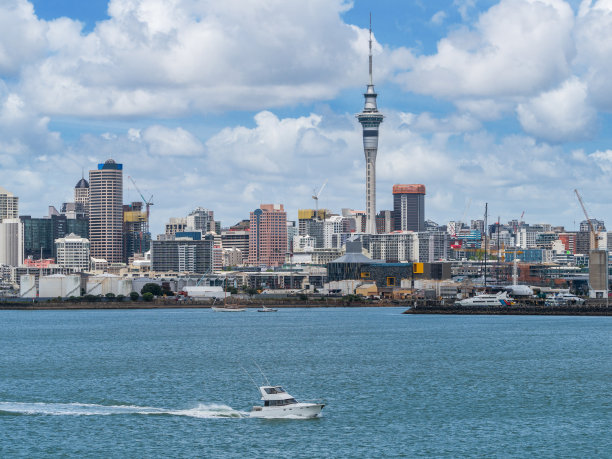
[0,308,610,458]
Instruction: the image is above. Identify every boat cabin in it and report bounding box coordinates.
[259,386,298,405]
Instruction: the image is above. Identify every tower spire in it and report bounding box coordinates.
[357,14,384,235]
[369,12,373,85]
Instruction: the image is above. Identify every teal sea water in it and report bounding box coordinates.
[0,308,610,458]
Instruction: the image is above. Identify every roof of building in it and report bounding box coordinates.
[392,184,426,194]
[75,178,89,189]
[329,252,380,264]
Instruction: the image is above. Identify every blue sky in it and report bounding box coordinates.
[2,0,612,234]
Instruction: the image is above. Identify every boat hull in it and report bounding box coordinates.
[250,403,324,419]
[211,307,246,312]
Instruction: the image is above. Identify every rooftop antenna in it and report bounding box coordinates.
[369,12,373,85]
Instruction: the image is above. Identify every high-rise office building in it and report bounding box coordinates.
[123,201,151,263]
[74,177,89,217]
[356,20,384,234]
[393,184,426,232]
[0,218,23,266]
[89,159,123,263]
[0,186,18,223]
[248,204,287,267]
[55,233,90,271]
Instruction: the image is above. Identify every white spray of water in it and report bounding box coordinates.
[0,401,248,418]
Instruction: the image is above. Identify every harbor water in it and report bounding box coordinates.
[1,308,610,457]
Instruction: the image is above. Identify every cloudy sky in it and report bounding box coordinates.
[2,0,612,234]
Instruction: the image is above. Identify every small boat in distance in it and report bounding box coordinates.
[210,281,246,311]
[250,385,324,419]
[257,306,278,312]
[211,306,246,312]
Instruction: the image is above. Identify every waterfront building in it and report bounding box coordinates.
[20,214,88,260]
[0,218,23,266]
[165,217,187,236]
[392,185,425,232]
[580,219,605,233]
[0,187,18,222]
[368,232,418,263]
[55,233,90,271]
[74,177,89,217]
[248,204,287,267]
[186,207,220,233]
[223,247,243,267]
[356,22,384,234]
[151,234,214,273]
[287,221,298,254]
[323,216,345,248]
[376,210,393,234]
[89,159,123,263]
[418,231,450,262]
[123,201,151,263]
[221,229,249,264]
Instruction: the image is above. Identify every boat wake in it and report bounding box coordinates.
[0,401,247,418]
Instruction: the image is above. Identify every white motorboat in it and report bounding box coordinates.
[211,306,246,312]
[250,385,324,419]
[257,306,278,312]
[456,291,512,306]
[545,292,585,306]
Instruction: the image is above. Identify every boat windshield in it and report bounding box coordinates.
[264,387,285,394]
[264,398,297,407]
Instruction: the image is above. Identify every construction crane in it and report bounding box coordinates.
[128,176,154,220]
[312,179,328,219]
[574,189,598,249]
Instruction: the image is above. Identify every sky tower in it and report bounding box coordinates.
[356,16,384,234]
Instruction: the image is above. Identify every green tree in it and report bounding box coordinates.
[142,292,154,302]
[116,294,125,301]
[129,291,140,301]
[141,283,163,296]
[105,292,116,300]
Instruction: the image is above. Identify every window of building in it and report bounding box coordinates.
[387,277,396,286]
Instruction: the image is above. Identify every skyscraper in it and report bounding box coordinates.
[74,176,89,217]
[0,186,18,223]
[393,184,426,232]
[356,18,384,235]
[89,159,123,263]
[248,204,287,267]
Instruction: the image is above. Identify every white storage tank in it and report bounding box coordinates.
[20,274,37,298]
[64,275,81,297]
[40,274,66,298]
[117,279,132,296]
[185,286,225,298]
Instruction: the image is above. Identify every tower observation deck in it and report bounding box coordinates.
[356,16,384,235]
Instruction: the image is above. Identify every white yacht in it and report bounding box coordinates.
[211,306,246,312]
[257,306,278,312]
[250,385,324,419]
[456,291,512,307]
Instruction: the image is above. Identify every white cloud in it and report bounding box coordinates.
[431,11,447,25]
[0,0,46,75]
[5,0,385,117]
[517,77,596,142]
[397,0,575,99]
[140,125,204,156]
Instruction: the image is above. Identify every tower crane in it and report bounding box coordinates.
[574,189,599,249]
[312,179,328,219]
[128,176,154,221]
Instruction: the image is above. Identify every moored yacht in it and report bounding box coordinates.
[250,385,324,419]
[456,291,512,307]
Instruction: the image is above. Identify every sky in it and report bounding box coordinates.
[2,0,612,235]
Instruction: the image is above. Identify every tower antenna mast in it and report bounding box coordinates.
[369,12,373,85]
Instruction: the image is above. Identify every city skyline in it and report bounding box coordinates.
[2,0,612,234]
